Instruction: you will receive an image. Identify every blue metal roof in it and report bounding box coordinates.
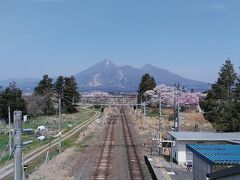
[186,144,240,165]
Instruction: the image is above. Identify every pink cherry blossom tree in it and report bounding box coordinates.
[144,84,201,109]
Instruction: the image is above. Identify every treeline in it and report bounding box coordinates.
[0,75,80,122]
[200,59,240,132]
[136,60,240,132]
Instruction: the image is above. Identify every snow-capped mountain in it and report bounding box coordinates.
[74,59,140,92]
[74,59,208,92]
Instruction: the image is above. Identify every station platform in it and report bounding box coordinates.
[145,156,192,180]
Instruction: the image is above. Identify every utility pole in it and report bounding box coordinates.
[174,86,180,132]
[58,94,62,154]
[170,141,173,173]
[159,92,162,140]
[8,106,12,155]
[13,111,22,180]
[177,102,180,131]
[143,102,146,118]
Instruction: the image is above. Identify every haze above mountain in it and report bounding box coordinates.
[0,60,208,92]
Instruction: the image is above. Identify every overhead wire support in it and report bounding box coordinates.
[8,106,12,155]
[58,93,62,154]
[159,92,162,132]
[173,84,181,131]
[13,111,22,180]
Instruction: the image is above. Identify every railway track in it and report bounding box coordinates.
[91,108,144,180]
[121,108,144,180]
[91,115,116,180]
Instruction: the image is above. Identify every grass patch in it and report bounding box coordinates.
[22,138,53,153]
[0,155,12,166]
[24,131,94,178]
[0,108,97,167]
[0,135,9,150]
[76,143,88,152]
[23,148,59,179]
[146,107,159,117]
[144,107,174,117]
[0,135,12,166]
[62,138,75,149]
[75,133,94,152]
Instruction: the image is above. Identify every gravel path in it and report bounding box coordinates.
[72,108,112,180]
[111,110,130,179]
[124,109,153,180]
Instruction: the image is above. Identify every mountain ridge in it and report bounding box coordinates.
[75,60,208,92]
[0,60,209,92]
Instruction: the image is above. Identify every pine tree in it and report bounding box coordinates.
[137,74,156,103]
[234,68,240,131]
[55,76,64,96]
[35,75,53,95]
[34,75,54,115]
[0,82,26,123]
[210,59,237,99]
[200,59,239,132]
[235,67,240,100]
[62,76,80,113]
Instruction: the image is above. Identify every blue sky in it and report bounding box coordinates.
[0,0,240,83]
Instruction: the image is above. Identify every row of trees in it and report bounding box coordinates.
[137,74,202,110]
[26,75,80,116]
[200,59,240,132]
[0,75,80,122]
[144,84,201,109]
[137,60,240,132]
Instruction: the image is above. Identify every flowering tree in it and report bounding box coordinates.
[144,84,202,109]
[177,92,199,108]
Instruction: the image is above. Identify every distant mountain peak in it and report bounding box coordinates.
[75,60,208,92]
[142,64,156,69]
[101,59,114,66]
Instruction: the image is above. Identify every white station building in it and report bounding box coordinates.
[167,131,240,166]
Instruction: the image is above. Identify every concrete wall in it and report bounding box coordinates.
[171,138,178,162]
[172,140,197,165]
[192,154,211,180]
[177,141,189,165]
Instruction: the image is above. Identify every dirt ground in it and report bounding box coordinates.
[28,147,75,180]
[27,107,153,180]
[27,109,110,180]
[26,107,212,180]
[180,112,215,132]
[133,108,214,137]
[126,107,215,156]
